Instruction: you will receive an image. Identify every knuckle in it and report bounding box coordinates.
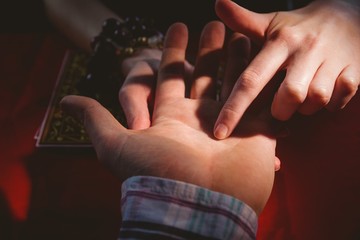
[299,30,321,50]
[308,87,331,105]
[338,76,359,96]
[282,83,307,104]
[221,102,242,121]
[238,69,262,92]
[222,102,239,114]
[270,27,300,49]
[269,26,320,51]
[304,34,321,50]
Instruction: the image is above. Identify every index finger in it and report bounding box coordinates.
[214,40,288,139]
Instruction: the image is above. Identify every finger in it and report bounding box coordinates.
[60,95,128,150]
[119,60,154,130]
[183,61,195,98]
[121,48,162,76]
[215,0,274,43]
[298,61,337,115]
[271,50,322,120]
[214,40,288,139]
[155,23,188,105]
[191,21,225,99]
[326,65,359,111]
[220,32,251,101]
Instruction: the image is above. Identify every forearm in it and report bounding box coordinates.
[43,0,121,52]
[120,176,257,240]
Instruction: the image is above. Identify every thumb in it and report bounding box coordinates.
[215,0,274,43]
[60,95,128,150]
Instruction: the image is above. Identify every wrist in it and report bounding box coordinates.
[121,176,258,239]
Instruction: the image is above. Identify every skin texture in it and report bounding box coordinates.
[44,0,360,141]
[214,0,360,139]
[61,22,279,215]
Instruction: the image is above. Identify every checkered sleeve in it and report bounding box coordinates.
[119,176,257,240]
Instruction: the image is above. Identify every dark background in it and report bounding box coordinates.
[0,0,52,33]
[0,0,312,33]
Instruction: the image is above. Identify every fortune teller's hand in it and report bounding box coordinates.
[214,0,360,139]
[61,21,280,215]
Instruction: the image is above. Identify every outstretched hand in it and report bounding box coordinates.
[214,0,360,139]
[61,21,279,214]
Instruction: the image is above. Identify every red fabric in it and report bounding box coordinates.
[0,34,121,239]
[259,93,360,239]
[1,34,360,239]
[0,34,62,223]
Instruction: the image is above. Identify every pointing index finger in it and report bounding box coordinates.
[214,39,288,139]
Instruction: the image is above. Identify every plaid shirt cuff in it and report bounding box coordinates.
[120,176,257,240]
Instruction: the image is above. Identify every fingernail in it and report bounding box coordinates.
[214,123,228,139]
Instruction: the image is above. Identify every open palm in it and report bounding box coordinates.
[61,22,278,215]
